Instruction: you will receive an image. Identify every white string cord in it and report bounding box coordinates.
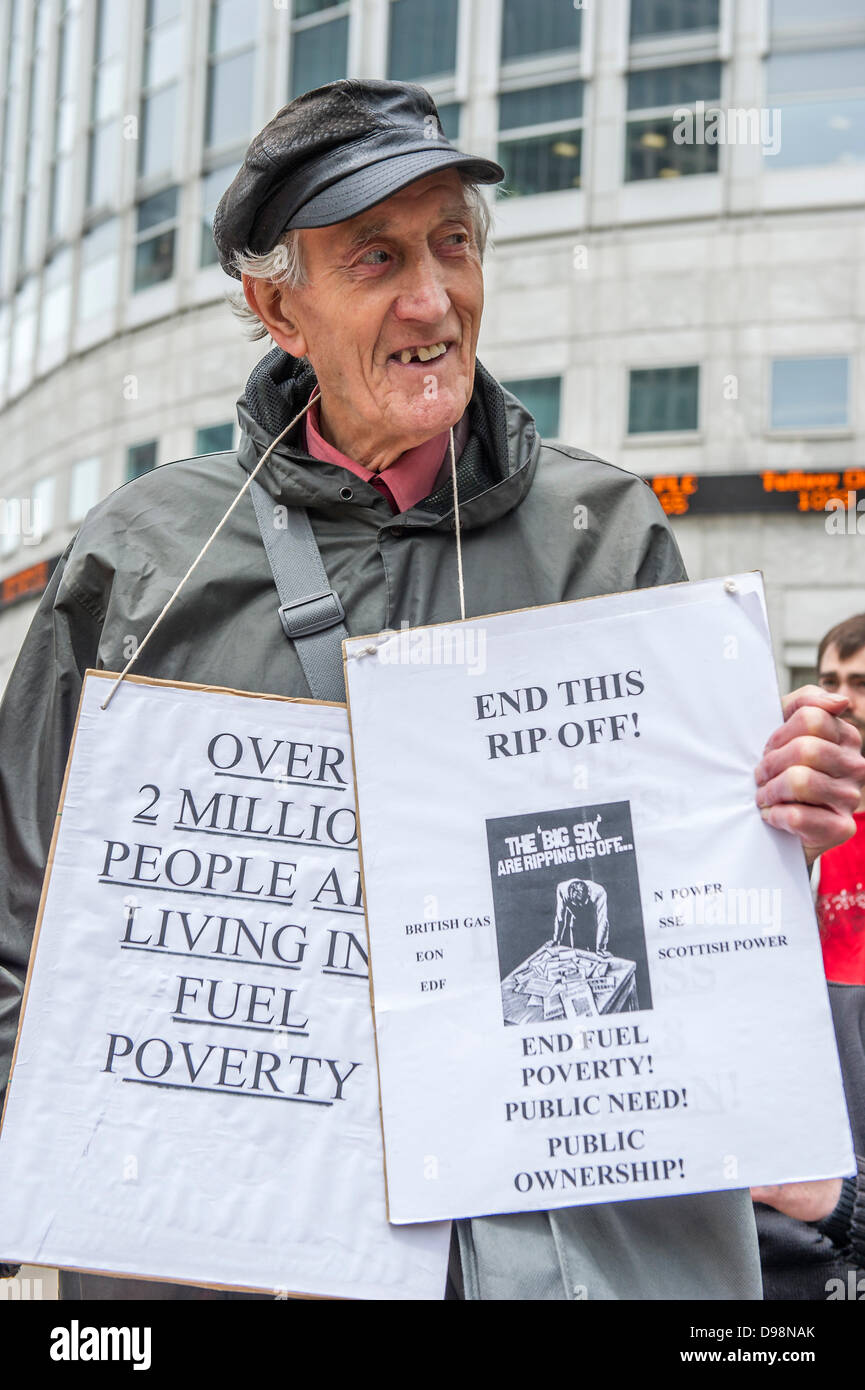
[100,387,321,711]
[449,424,466,623]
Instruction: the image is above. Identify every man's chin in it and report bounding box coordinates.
[376,397,467,463]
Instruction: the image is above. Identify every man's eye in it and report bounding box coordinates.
[443,232,469,247]
[359,249,389,266]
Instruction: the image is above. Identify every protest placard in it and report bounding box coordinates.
[0,672,449,1298]
[343,573,855,1223]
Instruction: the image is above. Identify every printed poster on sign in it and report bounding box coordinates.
[343,573,854,1224]
[488,801,649,1025]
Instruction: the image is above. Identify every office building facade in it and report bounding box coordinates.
[0,0,863,690]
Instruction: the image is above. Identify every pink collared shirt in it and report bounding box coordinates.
[305,398,464,514]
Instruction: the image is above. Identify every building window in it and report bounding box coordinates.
[629,0,720,40]
[770,357,849,429]
[290,3,349,97]
[38,244,73,353]
[195,423,235,455]
[18,0,52,274]
[501,0,581,62]
[0,511,19,559]
[87,0,126,210]
[69,457,101,521]
[78,217,120,321]
[388,0,457,82]
[0,303,10,396]
[133,187,178,292]
[127,441,158,482]
[765,48,865,169]
[31,476,55,538]
[1,0,24,280]
[9,275,37,389]
[48,1,79,244]
[498,81,583,195]
[625,61,721,180]
[770,0,865,31]
[201,163,239,267]
[206,0,256,154]
[139,0,182,181]
[435,103,461,141]
[628,366,699,433]
[501,377,561,439]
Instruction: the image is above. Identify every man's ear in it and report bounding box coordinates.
[241,274,309,358]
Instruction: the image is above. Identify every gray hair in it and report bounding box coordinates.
[226,173,493,342]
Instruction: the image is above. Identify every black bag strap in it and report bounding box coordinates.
[249,479,349,702]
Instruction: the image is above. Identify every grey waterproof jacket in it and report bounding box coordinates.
[0,348,762,1299]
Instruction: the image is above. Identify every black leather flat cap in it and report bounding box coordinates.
[212,78,504,279]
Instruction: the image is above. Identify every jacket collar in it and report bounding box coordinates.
[235,346,539,532]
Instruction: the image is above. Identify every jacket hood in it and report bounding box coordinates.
[235,346,540,531]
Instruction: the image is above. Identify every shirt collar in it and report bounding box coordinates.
[304,399,457,514]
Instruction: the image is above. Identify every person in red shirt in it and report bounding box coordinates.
[814,616,865,984]
[752,614,865,1296]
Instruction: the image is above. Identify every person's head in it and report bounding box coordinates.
[213,80,503,471]
[567,881,589,908]
[817,614,865,751]
[239,169,487,471]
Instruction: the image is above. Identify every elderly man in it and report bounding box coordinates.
[1,79,863,1302]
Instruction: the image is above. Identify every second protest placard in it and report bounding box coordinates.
[343,573,854,1223]
[0,672,448,1297]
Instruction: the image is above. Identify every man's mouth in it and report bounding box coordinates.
[387,341,453,367]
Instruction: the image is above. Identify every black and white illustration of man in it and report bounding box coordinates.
[553,877,610,956]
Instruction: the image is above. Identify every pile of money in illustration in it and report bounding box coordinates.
[506,943,616,1020]
[501,941,641,1023]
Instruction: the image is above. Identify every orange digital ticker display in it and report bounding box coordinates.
[0,555,62,612]
[644,469,865,517]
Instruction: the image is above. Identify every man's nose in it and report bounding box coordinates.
[393,252,451,322]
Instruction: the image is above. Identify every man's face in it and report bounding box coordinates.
[818,642,865,751]
[251,171,484,471]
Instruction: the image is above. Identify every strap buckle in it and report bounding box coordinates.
[278,589,345,640]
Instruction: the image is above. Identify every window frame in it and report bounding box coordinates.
[68,456,102,523]
[86,0,127,215]
[126,439,159,483]
[194,422,235,455]
[762,46,865,172]
[496,75,585,198]
[205,0,258,156]
[137,0,184,186]
[289,1,350,99]
[387,0,458,85]
[629,0,721,42]
[500,374,563,441]
[625,363,702,439]
[767,354,852,434]
[132,185,180,294]
[624,58,724,183]
[500,0,582,65]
